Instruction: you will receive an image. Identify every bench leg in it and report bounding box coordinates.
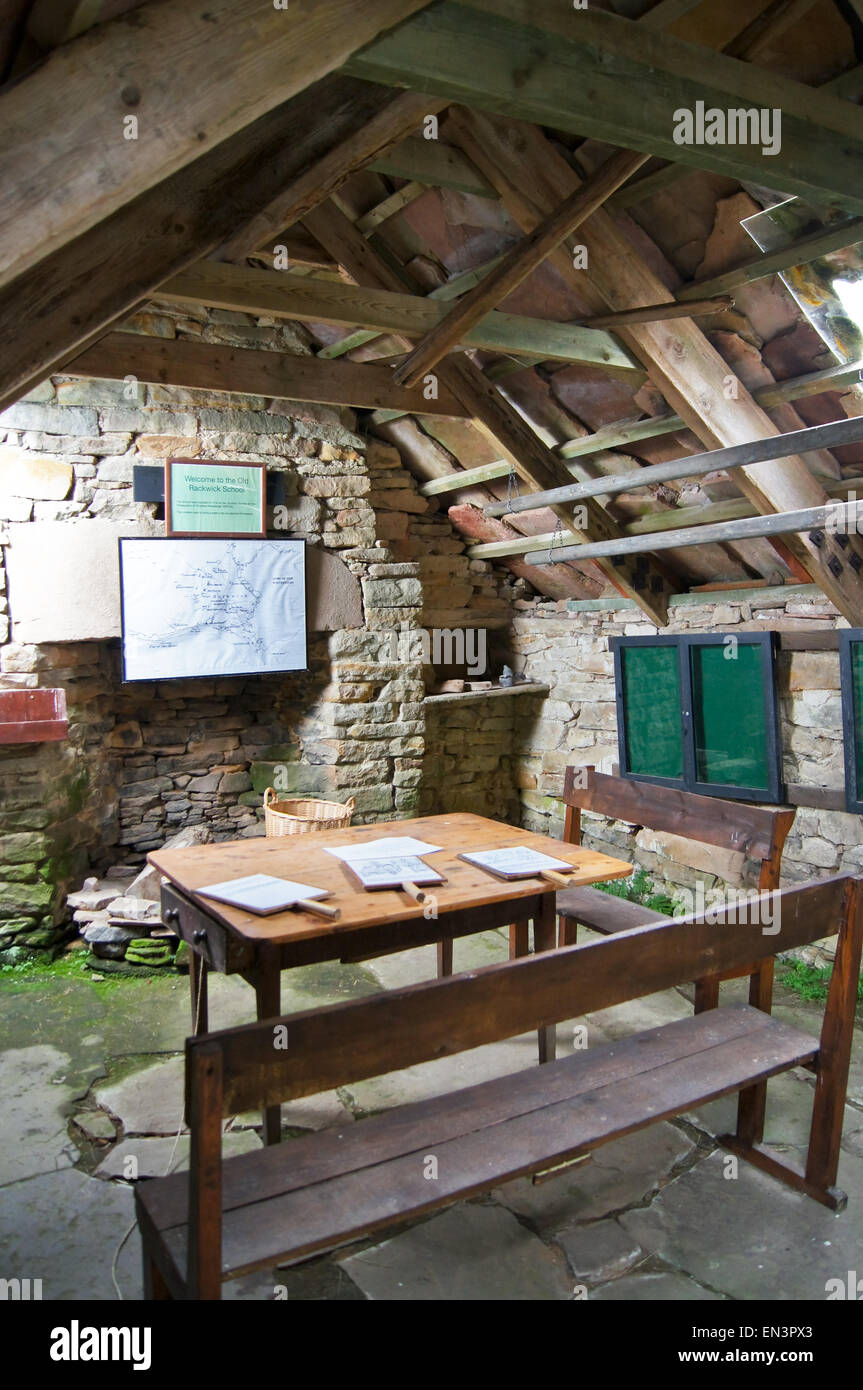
[142,1250,174,1301]
[189,949,209,1034]
[533,895,557,1064]
[717,1134,847,1211]
[733,960,774,1146]
[253,955,282,1147]
[693,975,719,1013]
[437,937,453,978]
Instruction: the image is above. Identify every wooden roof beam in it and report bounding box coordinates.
[159,261,640,376]
[443,107,863,620]
[0,76,407,412]
[216,91,449,264]
[678,219,863,301]
[343,1,863,216]
[304,198,677,624]
[467,498,863,565]
[0,0,436,292]
[484,414,863,517]
[63,333,471,418]
[392,148,648,387]
[366,135,497,198]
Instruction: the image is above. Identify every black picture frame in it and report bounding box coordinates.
[612,631,784,804]
[839,628,863,814]
[119,536,308,683]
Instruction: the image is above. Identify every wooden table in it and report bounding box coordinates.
[150,812,632,1142]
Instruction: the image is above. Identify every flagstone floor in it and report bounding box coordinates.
[1,932,861,1302]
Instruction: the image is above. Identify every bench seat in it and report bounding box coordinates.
[137,1004,816,1288]
[556,883,669,935]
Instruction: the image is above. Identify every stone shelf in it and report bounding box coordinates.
[423,682,550,707]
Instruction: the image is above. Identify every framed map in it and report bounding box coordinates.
[119,538,306,681]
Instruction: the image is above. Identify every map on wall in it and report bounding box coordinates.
[119,538,307,681]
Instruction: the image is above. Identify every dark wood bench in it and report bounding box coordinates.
[557,767,796,1010]
[136,874,862,1300]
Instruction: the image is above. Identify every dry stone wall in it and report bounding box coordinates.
[0,304,519,957]
[510,589,861,900]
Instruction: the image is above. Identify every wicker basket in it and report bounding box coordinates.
[263,788,355,837]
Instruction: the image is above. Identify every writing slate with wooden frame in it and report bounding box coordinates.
[840,629,863,814]
[612,632,783,804]
[165,458,266,538]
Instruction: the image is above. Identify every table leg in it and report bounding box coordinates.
[253,954,282,1147]
[189,949,209,1034]
[509,922,529,959]
[533,894,557,1064]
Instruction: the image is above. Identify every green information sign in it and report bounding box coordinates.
[166,459,266,537]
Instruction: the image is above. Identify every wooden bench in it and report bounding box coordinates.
[557,767,796,1010]
[136,874,862,1300]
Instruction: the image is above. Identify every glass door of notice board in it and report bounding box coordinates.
[612,632,783,804]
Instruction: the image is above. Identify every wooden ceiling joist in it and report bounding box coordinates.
[678,219,863,302]
[577,297,734,328]
[0,0,436,291]
[484,414,863,519]
[343,0,863,216]
[392,147,648,387]
[476,479,863,558]
[304,198,677,624]
[723,0,820,61]
[215,91,449,264]
[444,108,863,620]
[472,500,761,559]
[365,134,498,198]
[159,261,639,376]
[64,333,471,418]
[0,76,413,411]
[418,356,863,497]
[467,497,863,565]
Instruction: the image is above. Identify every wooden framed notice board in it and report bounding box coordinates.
[612,632,783,804]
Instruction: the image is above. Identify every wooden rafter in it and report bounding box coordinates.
[304,198,677,624]
[366,135,497,197]
[466,498,863,565]
[0,0,434,290]
[483,415,863,520]
[417,355,863,495]
[577,297,733,328]
[216,91,448,264]
[723,0,821,60]
[444,107,863,620]
[0,77,419,412]
[392,148,648,387]
[64,333,471,418]
[343,1,863,216]
[158,261,639,375]
[678,219,863,302]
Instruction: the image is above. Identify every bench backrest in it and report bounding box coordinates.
[562,767,795,889]
[187,874,861,1120]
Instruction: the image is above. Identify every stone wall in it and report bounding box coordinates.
[510,588,862,899]
[0,303,521,955]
